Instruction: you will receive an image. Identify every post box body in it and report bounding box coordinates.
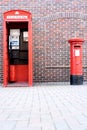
[68,38,84,85]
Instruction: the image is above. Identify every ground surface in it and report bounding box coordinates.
[0,84,87,130]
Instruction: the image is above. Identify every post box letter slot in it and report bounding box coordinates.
[74,46,80,48]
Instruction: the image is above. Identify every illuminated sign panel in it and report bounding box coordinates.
[7,15,28,19]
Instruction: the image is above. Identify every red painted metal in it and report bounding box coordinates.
[3,21,9,87]
[10,65,28,82]
[15,65,28,82]
[68,38,84,75]
[4,10,31,22]
[10,65,16,82]
[3,10,33,87]
[28,16,33,86]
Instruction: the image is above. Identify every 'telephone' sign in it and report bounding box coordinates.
[7,15,28,19]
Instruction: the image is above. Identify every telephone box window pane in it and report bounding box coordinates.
[10,29,20,36]
[23,31,28,42]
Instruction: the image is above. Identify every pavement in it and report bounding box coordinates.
[0,84,87,130]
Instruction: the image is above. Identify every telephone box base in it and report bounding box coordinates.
[70,75,83,85]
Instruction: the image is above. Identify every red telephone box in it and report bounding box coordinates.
[68,38,84,85]
[3,10,33,87]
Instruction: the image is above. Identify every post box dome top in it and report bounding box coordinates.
[4,10,32,21]
[68,38,84,43]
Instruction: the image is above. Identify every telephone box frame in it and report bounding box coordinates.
[3,10,33,87]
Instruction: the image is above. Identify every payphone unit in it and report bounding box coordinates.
[9,29,20,65]
[9,29,20,50]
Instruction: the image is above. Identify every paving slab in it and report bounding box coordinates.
[0,85,87,130]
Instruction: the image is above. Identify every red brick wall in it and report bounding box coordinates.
[0,0,87,83]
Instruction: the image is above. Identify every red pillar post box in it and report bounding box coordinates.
[68,38,84,85]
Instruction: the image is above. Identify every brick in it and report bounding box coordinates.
[0,0,87,83]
